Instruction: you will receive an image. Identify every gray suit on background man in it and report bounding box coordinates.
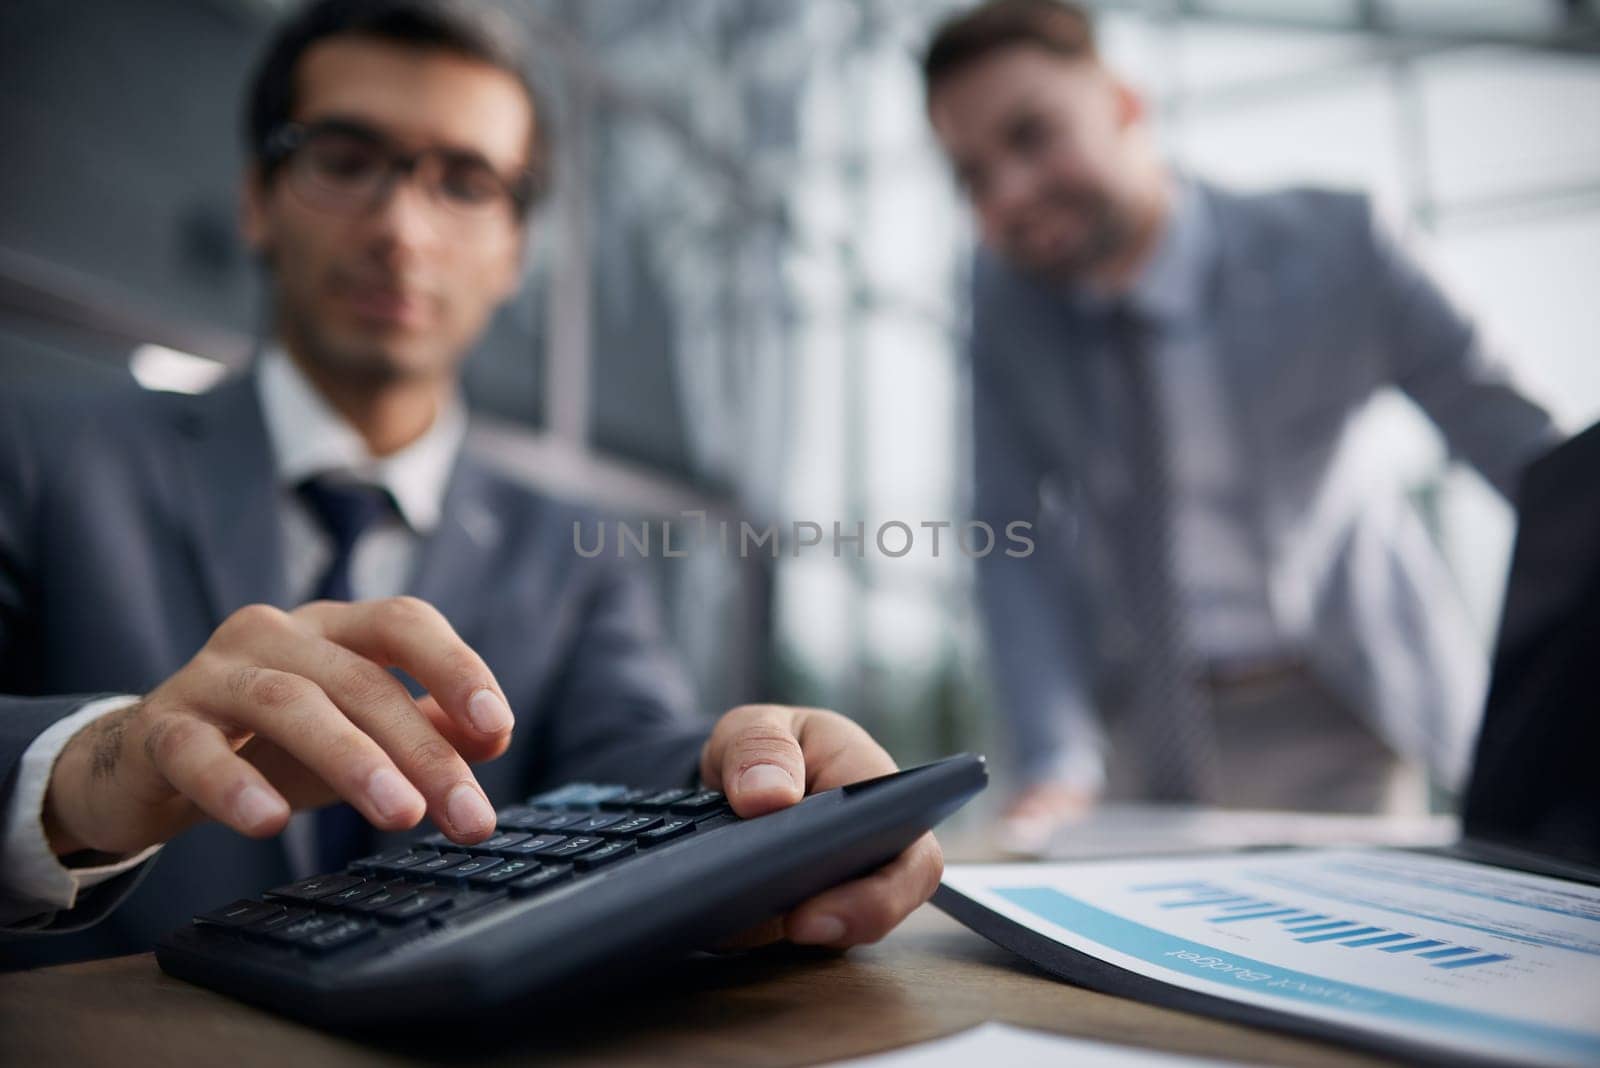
[971,180,1559,806]
[923,0,1560,818]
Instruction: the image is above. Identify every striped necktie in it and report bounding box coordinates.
[1104,301,1221,802]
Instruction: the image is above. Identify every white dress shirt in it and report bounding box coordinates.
[1,349,466,917]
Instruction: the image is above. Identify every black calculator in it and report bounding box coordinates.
[156,753,987,1031]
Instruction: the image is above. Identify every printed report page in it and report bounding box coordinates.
[942,849,1600,1066]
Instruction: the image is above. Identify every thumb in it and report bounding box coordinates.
[702,705,806,818]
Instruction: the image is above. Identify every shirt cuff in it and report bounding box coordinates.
[1,695,162,912]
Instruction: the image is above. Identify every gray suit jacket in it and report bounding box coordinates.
[0,373,709,967]
[972,182,1559,793]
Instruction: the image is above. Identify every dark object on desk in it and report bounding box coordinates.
[156,753,987,1030]
[1463,419,1600,873]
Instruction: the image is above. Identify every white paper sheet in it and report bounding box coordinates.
[942,850,1600,1067]
[820,1022,1241,1067]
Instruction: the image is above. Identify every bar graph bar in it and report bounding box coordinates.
[1435,953,1512,970]
[1297,925,1386,944]
[1380,939,1447,953]
[1341,932,1416,948]
[1286,920,1358,934]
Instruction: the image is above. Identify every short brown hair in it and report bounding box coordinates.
[922,0,1097,99]
[245,0,549,213]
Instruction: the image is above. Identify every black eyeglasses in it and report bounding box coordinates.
[262,120,541,226]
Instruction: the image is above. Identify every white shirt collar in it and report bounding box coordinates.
[1128,175,1213,323]
[255,348,465,534]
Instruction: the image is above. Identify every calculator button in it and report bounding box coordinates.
[539,836,603,859]
[434,856,503,883]
[574,840,635,870]
[498,834,570,857]
[601,814,662,837]
[350,849,418,873]
[349,883,418,914]
[507,865,574,897]
[195,899,282,928]
[243,906,312,936]
[668,790,726,815]
[377,890,453,923]
[267,874,365,903]
[301,919,376,955]
[319,881,388,908]
[566,812,625,834]
[636,818,695,845]
[372,850,434,875]
[467,860,540,887]
[410,852,471,876]
[465,831,531,855]
[264,912,344,944]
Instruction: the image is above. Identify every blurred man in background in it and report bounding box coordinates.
[0,0,939,966]
[922,0,1560,839]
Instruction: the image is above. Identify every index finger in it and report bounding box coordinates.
[293,597,514,741]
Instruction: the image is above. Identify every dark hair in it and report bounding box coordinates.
[922,0,1097,100]
[244,0,549,212]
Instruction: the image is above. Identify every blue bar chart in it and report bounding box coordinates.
[1130,880,1513,970]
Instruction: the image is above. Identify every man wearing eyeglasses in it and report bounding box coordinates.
[0,0,941,966]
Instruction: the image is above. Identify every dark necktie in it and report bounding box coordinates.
[295,476,398,872]
[1105,301,1222,802]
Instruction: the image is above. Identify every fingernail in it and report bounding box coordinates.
[446,782,495,837]
[738,763,796,796]
[366,767,419,823]
[235,784,285,833]
[468,689,513,734]
[790,915,847,945]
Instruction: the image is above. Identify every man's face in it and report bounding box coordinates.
[929,46,1141,280]
[242,37,531,386]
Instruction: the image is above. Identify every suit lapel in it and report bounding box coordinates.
[406,449,509,648]
[175,373,291,624]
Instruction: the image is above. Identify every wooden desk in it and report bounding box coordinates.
[0,906,1394,1067]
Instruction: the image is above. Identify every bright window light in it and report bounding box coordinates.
[129,343,228,394]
